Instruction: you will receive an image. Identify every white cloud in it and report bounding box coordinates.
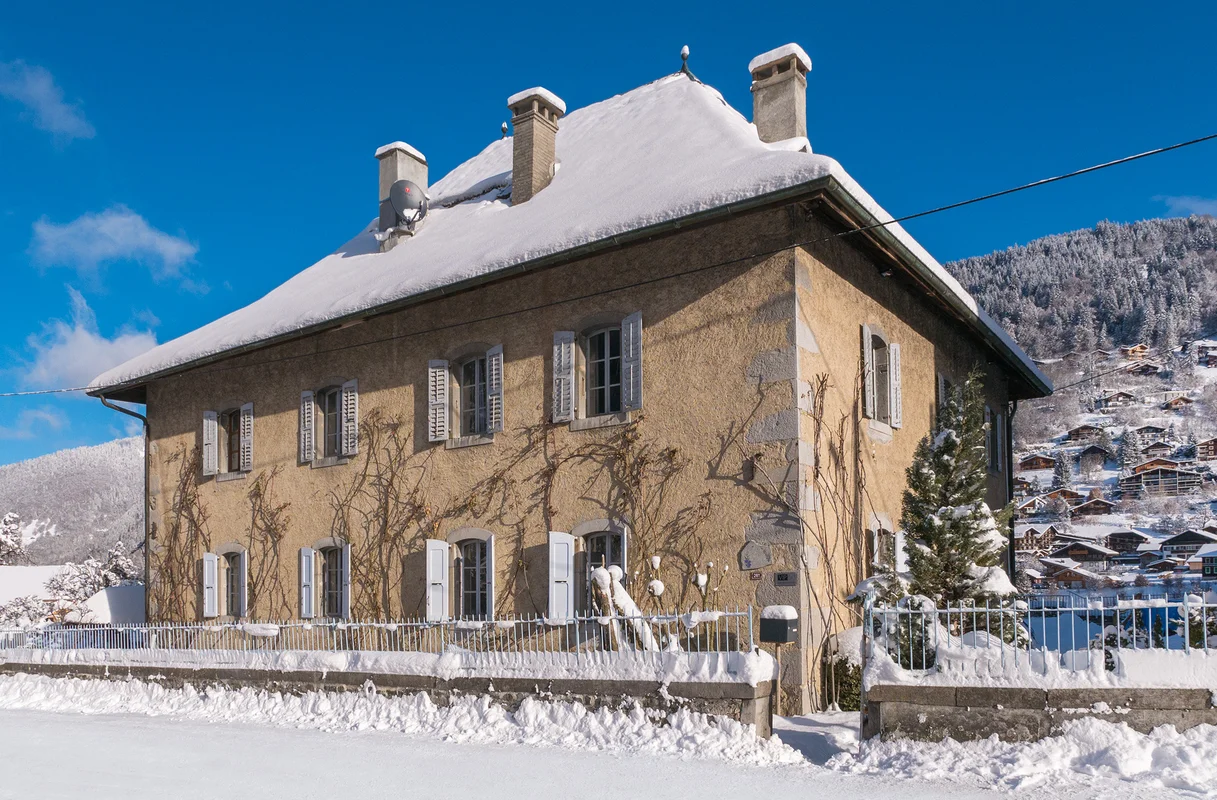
[0,407,68,440]
[30,205,198,280]
[0,59,94,141]
[1155,195,1217,217]
[22,288,158,390]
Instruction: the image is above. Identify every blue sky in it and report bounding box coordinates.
[1,1,1215,465]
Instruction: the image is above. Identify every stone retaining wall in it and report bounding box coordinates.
[0,660,775,738]
[863,684,1217,742]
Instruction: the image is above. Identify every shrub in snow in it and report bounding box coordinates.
[0,595,50,627]
[821,626,863,711]
[45,541,140,612]
[0,512,27,565]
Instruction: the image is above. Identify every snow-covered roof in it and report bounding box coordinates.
[88,73,1049,397]
[0,565,65,605]
[748,44,812,74]
[506,86,566,114]
[81,584,145,624]
[1051,540,1117,557]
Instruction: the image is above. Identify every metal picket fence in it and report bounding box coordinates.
[864,592,1217,675]
[0,607,754,662]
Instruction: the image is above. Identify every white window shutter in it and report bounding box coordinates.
[486,345,504,433]
[428,360,449,442]
[485,534,496,621]
[622,312,643,410]
[340,379,359,456]
[548,532,575,622]
[861,325,875,419]
[299,547,315,619]
[888,343,902,429]
[239,402,254,472]
[552,332,576,423]
[340,542,352,620]
[425,539,450,621]
[202,553,219,618]
[202,411,218,477]
[299,391,315,464]
[237,550,249,618]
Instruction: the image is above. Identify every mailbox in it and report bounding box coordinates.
[759,605,798,644]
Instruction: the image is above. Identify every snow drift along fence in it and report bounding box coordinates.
[865,592,1217,675]
[0,608,754,659]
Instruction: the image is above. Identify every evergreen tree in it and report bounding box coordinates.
[1096,427,1115,459]
[1052,449,1073,489]
[901,370,1014,603]
[0,512,26,565]
[1121,428,1143,467]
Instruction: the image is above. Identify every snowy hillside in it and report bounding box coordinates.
[0,438,143,566]
[948,215,1217,358]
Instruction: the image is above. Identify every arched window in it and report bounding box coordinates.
[219,408,242,474]
[585,326,623,416]
[316,386,342,458]
[456,539,489,618]
[586,530,625,572]
[458,355,489,436]
[319,545,346,618]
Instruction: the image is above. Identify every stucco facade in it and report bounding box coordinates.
[132,198,1037,713]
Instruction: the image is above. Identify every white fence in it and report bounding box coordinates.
[0,608,754,661]
[864,592,1217,675]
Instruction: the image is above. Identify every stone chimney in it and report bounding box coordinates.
[749,44,811,144]
[375,141,427,231]
[508,87,565,204]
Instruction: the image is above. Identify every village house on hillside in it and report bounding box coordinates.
[1018,453,1056,471]
[1065,424,1102,443]
[1198,437,1217,461]
[85,46,1050,713]
[1095,391,1137,411]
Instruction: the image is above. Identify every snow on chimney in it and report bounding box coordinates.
[375,141,427,232]
[749,44,811,144]
[508,87,565,204]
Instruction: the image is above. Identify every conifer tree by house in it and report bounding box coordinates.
[901,371,1015,604]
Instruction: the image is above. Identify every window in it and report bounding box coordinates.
[586,530,625,572]
[586,327,622,416]
[220,409,241,474]
[317,386,342,458]
[459,356,489,436]
[457,539,489,618]
[224,552,242,617]
[861,325,901,428]
[872,335,890,423]
[320,546,346,618]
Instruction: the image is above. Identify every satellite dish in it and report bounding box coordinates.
[389,179,428,231]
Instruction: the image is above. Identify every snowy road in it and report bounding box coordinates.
[0,708,1175,800]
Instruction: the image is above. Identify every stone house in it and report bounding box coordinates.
[86,45,1049,712]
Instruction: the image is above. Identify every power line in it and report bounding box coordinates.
[5,130,1217,397]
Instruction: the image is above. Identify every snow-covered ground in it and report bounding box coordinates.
[0,673,1206,798]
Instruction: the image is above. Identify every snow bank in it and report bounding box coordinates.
[830,716,1217,793]
[0,673,802,766]
[0,645,778,686]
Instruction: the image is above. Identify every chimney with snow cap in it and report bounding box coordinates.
[375,141,427,232]
[508,87,565,204]
[749,44,811,144]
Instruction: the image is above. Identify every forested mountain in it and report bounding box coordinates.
[948,216,1217,358]
[0,438,143,566]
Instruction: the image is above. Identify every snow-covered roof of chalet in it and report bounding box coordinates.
[88,73,1050,398]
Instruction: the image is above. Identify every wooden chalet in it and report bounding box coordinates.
[1132,457,1182,474]
[1137,425,1168,437]
[1072,497,1117,516]
[1163,396,1194,411]
[1119,466,1203,498]
[1018,453,1056,471]
[1158,529,1217,557]
[1141,441,1174,458]
[1119,343,1150,361]
[1124,361,1161,377]
[1108,529,1155,553]
[1078,444,1112,461]
[1048,541,1117,564]
[1095,391,1137,410]
[1065,424,1103,443]
[1197,438,1217,461]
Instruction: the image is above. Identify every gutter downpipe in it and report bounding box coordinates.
[1006,399,1018,579]
[98,395,150,620]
